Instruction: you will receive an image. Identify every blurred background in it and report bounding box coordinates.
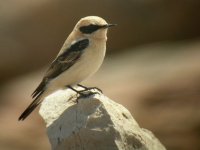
[1,0,200,149]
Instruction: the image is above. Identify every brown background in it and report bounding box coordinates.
[0,0,200,149]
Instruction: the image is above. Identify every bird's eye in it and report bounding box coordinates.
[79,24,102,34]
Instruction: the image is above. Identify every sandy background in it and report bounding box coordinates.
[1,0,200,149]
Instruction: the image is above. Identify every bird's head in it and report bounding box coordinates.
[74,16,116,40]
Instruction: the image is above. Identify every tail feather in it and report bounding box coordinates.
[19,78,47,121]
[18,101,41,121]
[32,79,46,98]
[18,90,45,121]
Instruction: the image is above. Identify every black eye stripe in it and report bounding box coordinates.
[79,24,103,34]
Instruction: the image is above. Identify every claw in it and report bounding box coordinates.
[67,85,101,103]
[77,84,103,93]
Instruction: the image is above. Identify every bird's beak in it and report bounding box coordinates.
[102,24,117,28]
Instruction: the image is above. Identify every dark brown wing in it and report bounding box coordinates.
[32,38,89,99]
[18,39,89,121]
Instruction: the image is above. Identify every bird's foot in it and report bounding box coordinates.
[67,85,101,103]
[78,90,99,98]
[77,84,103,93]
[76,90,100,103]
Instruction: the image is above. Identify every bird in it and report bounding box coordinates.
[18,16,116,121]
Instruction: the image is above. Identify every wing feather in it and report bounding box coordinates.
[32,38,89,98]
[18,39,89,121]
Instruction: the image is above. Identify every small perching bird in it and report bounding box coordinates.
[18,16,116,121]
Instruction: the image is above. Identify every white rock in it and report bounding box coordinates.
[39,88,166,150]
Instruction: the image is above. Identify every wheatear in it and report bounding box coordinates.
[18,16,116,121]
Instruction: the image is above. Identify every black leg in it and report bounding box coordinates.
[67,85,99,98]
[67,86,80,93]
[77,84,87,89]
[77,84,103,93]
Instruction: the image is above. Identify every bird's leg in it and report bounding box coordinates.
[77,84,88,90]
[77,84,103,93]
[67,85,99,99]
[67,86,81,94]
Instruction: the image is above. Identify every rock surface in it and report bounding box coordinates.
[39,88,166,150]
